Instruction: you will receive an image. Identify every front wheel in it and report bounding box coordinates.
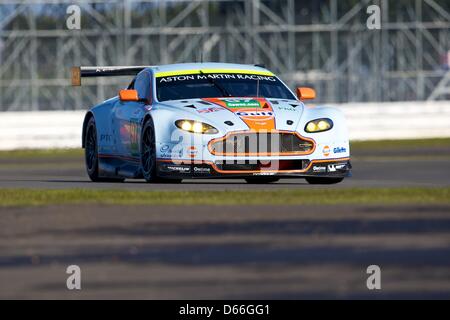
[141,119,183,184]
[245,177,280,184]
[305,177,344,184]
[141,119,158,182]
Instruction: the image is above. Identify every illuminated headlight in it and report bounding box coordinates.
[304,118,333,133]
[175,120,218,134]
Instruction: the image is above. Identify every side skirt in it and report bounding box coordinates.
[98,154,142,178]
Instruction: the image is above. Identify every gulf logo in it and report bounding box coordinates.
[322,145,330,157]
[235,108,274,121]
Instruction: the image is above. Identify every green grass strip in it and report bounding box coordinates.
[350,138,450,150]
[0,148,83,159]
[0,188,449,207]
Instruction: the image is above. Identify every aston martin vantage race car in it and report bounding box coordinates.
[72,63,351,184]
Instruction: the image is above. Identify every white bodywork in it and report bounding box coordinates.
[86,62,351,179]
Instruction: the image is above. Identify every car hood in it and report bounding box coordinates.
[158,97,304,132]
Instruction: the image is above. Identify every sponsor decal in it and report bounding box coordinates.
[222,98,262,109]
[119,119,140,157]
[157,73,276,83]
[322,145,330,157]
[158,144,183,159]
[100,134,112,142]
[160,152,182,158]
[313,165,327,173]
[235,110,274,121]
[327,163,347,172]
[159,144,183,158]
[164,165,191,173]
[160,144,170,152]
[335,164,347,170]
[333,147,347,154]
[193,167,211,173]
[253,172,276,176]
[197,107,223,114]
[277,106,296,112]
[203,97,275,131]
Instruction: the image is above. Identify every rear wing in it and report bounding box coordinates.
[71,66,152,86]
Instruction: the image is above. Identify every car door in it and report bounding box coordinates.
[112,70,153,162]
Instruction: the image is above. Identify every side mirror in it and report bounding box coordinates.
[296,87,316,101]
[119,89,139,102]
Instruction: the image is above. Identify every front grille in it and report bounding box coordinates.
[209,132,314,156]
[215,159,310,171]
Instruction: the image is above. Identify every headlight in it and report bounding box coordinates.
[175,120,218,134]
[304,118,333,133]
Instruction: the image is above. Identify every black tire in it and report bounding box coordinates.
[84,117,124,183]
[245,177,280,184]
[141,119,158,182]
[305,177,344,185]
[141,119,182,183]
[141,119,183,184]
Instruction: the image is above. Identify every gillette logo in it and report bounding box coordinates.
[333,147,347,154]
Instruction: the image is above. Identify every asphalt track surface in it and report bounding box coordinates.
[1,144,450,299]
[0,149,450,189]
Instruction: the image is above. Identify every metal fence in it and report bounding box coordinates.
[0,0,449,111]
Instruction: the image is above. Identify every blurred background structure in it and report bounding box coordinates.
[0,0,449,111]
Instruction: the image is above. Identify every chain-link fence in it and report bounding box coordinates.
[0,0,449,111]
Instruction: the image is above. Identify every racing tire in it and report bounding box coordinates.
[305,177,344,184]
[141,119,182,183]
[245,177,280,184]
[85,117,124,183]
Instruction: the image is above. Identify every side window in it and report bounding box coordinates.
[134,71,152,104]
[127,79,135,89]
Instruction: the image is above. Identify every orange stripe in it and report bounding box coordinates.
[156,157,350,174]
[241,118,275,131]
[211,157,350,174]
[203,97,276,131]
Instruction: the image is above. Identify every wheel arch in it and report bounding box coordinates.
[142,113,153,126]
[142,113,156,141]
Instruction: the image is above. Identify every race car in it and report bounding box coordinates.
[72,63,351,184]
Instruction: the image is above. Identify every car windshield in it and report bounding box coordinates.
[156,72,296,102]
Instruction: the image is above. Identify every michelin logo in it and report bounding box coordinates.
[165,165,191,173]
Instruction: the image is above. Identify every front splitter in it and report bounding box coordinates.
[156,158,352,179]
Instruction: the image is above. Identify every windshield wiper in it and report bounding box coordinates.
[199,70,231,97]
